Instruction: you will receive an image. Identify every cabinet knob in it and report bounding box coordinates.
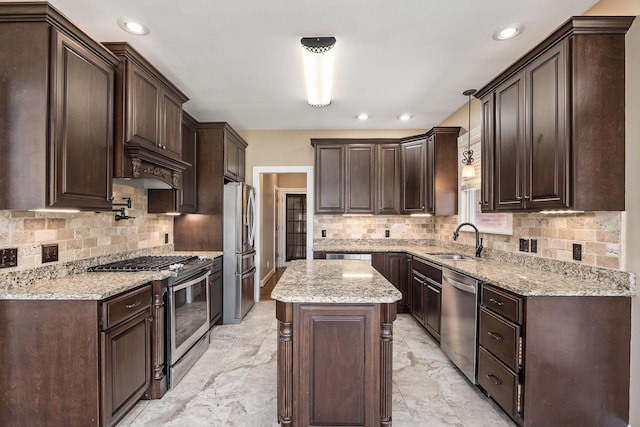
[524,195,530,200]
[516,196,523,201]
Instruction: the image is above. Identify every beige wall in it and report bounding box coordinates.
[0,184,173,272]
[259,173,277,282]
[438,97,481,136]
[278,173,307,189]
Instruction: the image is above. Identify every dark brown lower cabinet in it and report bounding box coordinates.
[101,307,152,426]
[372,252,409,313]
[209,255,223,327]
[0,282,163,426]
[411,256,442,341]
[276,301,396,426]
[478,284,631,427]
[410,271,425,323]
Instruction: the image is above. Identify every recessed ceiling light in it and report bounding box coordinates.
[357,113,369,120]
[398,113,411,121]
[117,17,150,35]
[493,25,523,41]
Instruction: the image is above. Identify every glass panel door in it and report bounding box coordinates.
[286,194,307,261]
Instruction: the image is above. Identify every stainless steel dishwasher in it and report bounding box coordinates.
[440,268,480,384]
[325,253,372,264]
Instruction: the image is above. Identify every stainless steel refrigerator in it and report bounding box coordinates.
[223,182,257,324]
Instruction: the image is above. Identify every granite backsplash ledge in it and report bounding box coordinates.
[0,244,175,291]
[313,238,635,293]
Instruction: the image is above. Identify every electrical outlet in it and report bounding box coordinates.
[164,233,169,244]
[573,243,582,261]
[0,248,18,268]
[385,229,390,238]
[42,244,59,263]
[321,230,326,238]
[519,238,529,252]
[530,239,537,253]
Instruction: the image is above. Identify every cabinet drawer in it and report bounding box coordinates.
[412,257,442,283]
[479,308,521,371]
[478,346,518,420]
[102,285,152,330]
[482,285,522,324]
[211,255,222,273]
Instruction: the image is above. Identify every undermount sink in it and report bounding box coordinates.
[431,253,478,261]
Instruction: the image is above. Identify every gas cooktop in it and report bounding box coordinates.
[87,255,197,272]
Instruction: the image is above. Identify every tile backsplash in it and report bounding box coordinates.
[0,184,173,272]
[314,211,623,270]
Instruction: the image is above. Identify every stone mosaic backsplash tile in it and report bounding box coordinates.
[314,211,624,270]
[0,184,173,273]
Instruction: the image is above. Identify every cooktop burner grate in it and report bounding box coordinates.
[88,255,197,272]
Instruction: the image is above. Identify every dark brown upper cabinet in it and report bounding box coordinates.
[312,139,400,214]
[477,16,634,212]
[400,127,461,216]
[103,42,190,189]
[0,3,118,211]
[148,112,198,214]
[222,125,248,183]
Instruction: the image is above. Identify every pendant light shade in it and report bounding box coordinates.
[301,37,336,107]
[461,89,477,178]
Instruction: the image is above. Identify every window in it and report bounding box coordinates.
[458,127,512,235]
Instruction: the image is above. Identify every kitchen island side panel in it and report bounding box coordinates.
[276,301,396,427]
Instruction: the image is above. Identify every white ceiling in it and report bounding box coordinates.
[40,0,599,130]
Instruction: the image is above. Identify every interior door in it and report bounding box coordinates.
[285,194,307,261]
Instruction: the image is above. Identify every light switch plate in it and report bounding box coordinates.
[573,243,582,261]
[519,238,529,252]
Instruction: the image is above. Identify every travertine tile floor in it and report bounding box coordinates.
[118,300,515,426]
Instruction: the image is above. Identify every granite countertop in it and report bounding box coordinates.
[0,250,224,301]
[314,243,635,297]
[271,259,403,303]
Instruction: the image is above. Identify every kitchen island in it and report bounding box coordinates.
[271,260,402,427]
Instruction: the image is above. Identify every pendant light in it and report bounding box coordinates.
[461,89,477,178]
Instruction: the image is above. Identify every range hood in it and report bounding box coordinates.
[115,143,190,189]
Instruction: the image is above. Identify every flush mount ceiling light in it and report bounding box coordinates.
[117,17,150,35]
[461,89,477,179]
[398,113,411,121]
[493,24,523,41]
[357,113,369,120]
[301,37,336,107]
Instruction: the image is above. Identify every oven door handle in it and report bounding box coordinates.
[173,270,211,292]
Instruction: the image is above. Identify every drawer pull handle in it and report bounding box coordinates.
[489,298,504,306]
[487,374,502,385]
[488,331,503,341]
[125,300,141,309]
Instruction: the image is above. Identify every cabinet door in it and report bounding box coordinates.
[209,269,223,327]
[494,71,526,211]
[51,31,114,210]
[376,144,400,214]
[480,94,495,212]
[315,145,345,213]
[237,144,246,183]
[371,253,387,276]
[425,282,441,340]
[128,63,161,150]
[101,309,152,427]
[224,134,239,181]
[524,42,569,210]
[401,140,426,213]
[345,144,375,213]
[425,135,435,214]
[411,272,425,324]
[161,92,183,159]
[387,253,408,313]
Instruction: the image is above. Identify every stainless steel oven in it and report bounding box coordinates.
[166,265,211,388]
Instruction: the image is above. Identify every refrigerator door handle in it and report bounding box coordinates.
[246,187,256,249]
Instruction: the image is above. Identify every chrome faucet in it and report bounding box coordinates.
[453,222,483,257]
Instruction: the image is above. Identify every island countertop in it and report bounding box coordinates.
[271,259,403,304]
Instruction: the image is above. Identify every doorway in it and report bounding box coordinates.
[252,166,314,302]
